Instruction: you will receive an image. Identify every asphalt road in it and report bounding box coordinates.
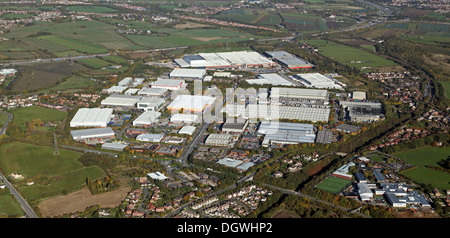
[0,172,38,218]
[261,183,371,218]
[0,111,12,136]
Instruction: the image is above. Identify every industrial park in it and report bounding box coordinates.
[0,0,448,228]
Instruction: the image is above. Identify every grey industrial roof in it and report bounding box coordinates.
[265,51,314,68]
[270,87,328,100]
[315,129,334,144]
[217,158,243,168]
[70,127,115,140]
[258,121,316,144]
[336,124,361,132]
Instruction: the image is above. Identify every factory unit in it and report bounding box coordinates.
[101,95,142,108]
[136,97,165,111]
[221,104,330,122]
[136,133,165,142]
[138,87,169,97]
[102,141,128,151]
[221,119,248,133]
[246,73,294,86]
[150,78,186,91]
[257,121,316,147]
[169,68,206,80]
[102,86,128,94]
[340,101,384,122]
[70,108,114,128]
[204,134,233,147]
[270,87,328,105]
[174,51,276,69]
[178,125,196,135]
[167,95,216,112]
[170,113,200,124]
[264,51,314,69]
[294,73,343,89]
[133,111,161,127]
[70,127,115,144]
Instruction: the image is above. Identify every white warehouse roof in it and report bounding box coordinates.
[70,108,114,128]
[136,133,165,142]
[151,78,185,90]
[295,73,343,89]
[246,73,294,86]
[170,68,206,79]
[167,95,216,112]
[178,125,196,135]
[170,113,199,123]
[133,111,161,126]
[270,87,328,100]
[101,95,142,107]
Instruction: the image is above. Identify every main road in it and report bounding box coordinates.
[0,172,38,218]
[0,111,12,136]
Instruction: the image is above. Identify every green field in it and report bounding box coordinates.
[65,6,118,13]
[78,57,112,68]
[394,146,450,167]
[394,146,450,190]
[315,176,351,194]
[0,142,105,201]
[102,55,128,64]
[11,106,67,129]
[0,113,8,128]
[0,194,24,217]
[42,76,94,92]
[39,35,107,54]
[440,81,450,99]
[305,40,398,69]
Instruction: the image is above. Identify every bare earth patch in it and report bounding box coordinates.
[38,179,131,217]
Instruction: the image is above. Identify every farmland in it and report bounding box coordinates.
[280,12,328,32]
[315,176,351,194]
[440,81,450,99]
[40,75,95,93]
[0,193,24,218]
[11,106,67,129]
[394,146,450,190]
[65,6,118,13]
[38,35,107,54]
[10,61,87,92]
[305,40,398,69]
[77,57,112,68]
[0,142,105,201]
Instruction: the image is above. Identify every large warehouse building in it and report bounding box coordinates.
[70,108,114,128]
[339,101,384,122]
[264,51,314,69]
[167,95,216,112]
[170,113,200,124]
[70,127,115,144]
[294,73,343,89]
[169,68,206,79]
[222,104,330,122]
[258,121,316,147]
[246,73,294,86]
[150,78,186,91]
[138,87,169,97]
[101,95,142,108]
[270,87,328,101]
[133,111,161,127]
[137,97,165,112]
[174,51,277,69]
